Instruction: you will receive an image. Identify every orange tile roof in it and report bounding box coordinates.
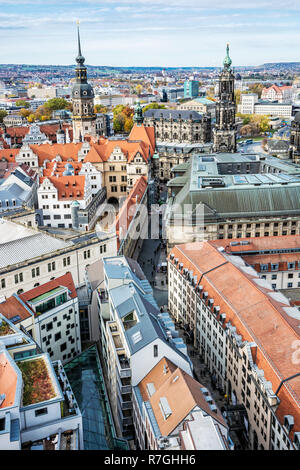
[39,174,86,201]
[115,176,147,240]
[210,235,300,254]
[169,242,300,438]
[139,357,226,436]
[128,124,155,155]
[0,352,18,409]
[0,295,32,322]
[31,143,83,165]
[0,127,29,138]
[83,139,150,164]
[42,160,82,177]
[242,253,300,268]
[0,148,20,163]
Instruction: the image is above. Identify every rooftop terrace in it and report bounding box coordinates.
[17,357,57,407]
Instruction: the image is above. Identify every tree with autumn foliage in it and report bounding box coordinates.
[113,104,134,133]
[94,104,108,113]
[0,110,7,123]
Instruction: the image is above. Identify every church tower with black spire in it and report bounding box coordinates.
[72,22,97,142]
[213,44,236,153]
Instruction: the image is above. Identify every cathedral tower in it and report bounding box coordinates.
[213,44,236,153]
[72,22,96,142]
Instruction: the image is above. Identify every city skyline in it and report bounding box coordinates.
[2,0,300,67]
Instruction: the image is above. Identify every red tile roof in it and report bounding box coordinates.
[39,174,86,201]
[128,124,155,155]
[0,296,32,322]
[20,272,77,304]
[115,176,147,247]
[169,241,300,439]
[139,357,226,436]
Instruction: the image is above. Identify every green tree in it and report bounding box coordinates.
[248,82,264,98]
[0,110,7,123]
[234,90,241,105]
[113,114,125,133]
[16,100,30,108]
[135,84,143,96]
[19,108,32,118]
[27,113,36,123]
[44,97,70,111]
[94,104,108,113]
[142,103,166,113]
[124,117,133,133]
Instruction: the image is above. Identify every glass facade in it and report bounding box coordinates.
[64,345,128,450]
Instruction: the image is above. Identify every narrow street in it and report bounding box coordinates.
[137,220,168,308]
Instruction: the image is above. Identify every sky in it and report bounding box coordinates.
[1,0,300,67]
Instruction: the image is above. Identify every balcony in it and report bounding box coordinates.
[121,385,132,394]
[122,401,133,411]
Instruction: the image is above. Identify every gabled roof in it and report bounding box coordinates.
[0,295,33,323]
[31,143,83,165]
[115,176,148,244]
[169,241,300,438]
[39,175,86,201]
[20,272,77,304]
[139,357,226,436]
[83,139,149,164]
[128,124,155,155]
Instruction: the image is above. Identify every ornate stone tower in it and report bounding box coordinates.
[213,44,236,153]
[72,22,96,142]
[133,101,144,126]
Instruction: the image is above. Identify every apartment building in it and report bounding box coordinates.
[0,219,117,298]
[115,176,148,258]
[211,235,300,291]
[0,316,83,450]
[133,357,232,450]
[261,85,292,103]
[0,164,38,213]
[0,273,81,364]
[38,173,105,231]
[238,94,292,118]
[97,256,193,441]
[166,152,300,250]
[168,241,300,450]
[178,98,216,118]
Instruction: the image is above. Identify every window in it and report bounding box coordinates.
[14,273,23,284]
[0,279,5,289]
[63,256,71,267]
[35,407,48,417]
[100,245,106,254]
[55,332,61,341]
[46,322,53,331]
[60,342,67,352]
[48,262,55,272]
[154,345,158,357]
[84,250,90,260]
[31,267,40,278]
